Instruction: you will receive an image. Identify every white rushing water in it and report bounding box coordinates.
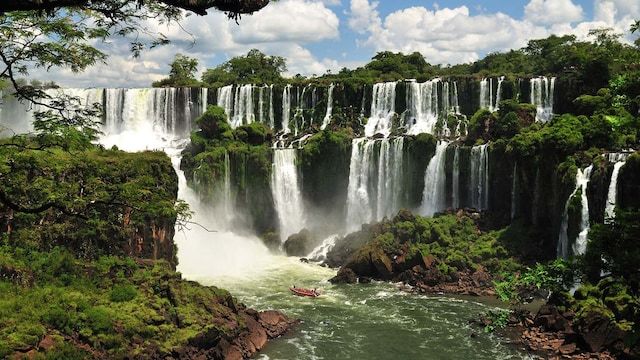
[480,77,504,113]
[531,76,556,122]
[282,84,292,134]
[604,153,628,221]
[365,82,397,138]
[346,137,404,232]
[557,165,593,258]
[271,148,306,241]
[216,85,234,122]
[469,144,490,210]
[420,141,449,216]
[406,79,439,135]
[321,83,335,130]
[230,84,255,128]
[452,146,461,210]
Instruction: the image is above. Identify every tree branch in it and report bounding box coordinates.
[0,0,270,16]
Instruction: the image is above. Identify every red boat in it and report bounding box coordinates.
[289,286,320,297]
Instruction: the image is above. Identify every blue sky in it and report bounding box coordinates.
[37,0,639,87]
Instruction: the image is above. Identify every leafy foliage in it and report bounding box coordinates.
[153,54,201,87]
[201,49,286,86]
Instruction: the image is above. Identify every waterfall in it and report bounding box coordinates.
[365,82,397,138]
[321,83,335,130]
[406,79,440,135]
[604,153,628,221]
[231,84,255,128]
[217,85,234,122]
[420,141,449,216]
[307,234,340,262]
[557,166,593,258]
[271,148,306,241]
[531,76,556,122]
[495,76,504,110]
[452,82,460,114]
[258,86,265,124]
[268,85,275,129]
[572,165,594,256]
[282,85,292,133]
[469,144,490,210]
[346,137,404,232]
[480,78,492,111]
[480,77,503,112]
[452,146,460,210]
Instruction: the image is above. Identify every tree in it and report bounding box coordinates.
[0,0,270,18]
[201,49,286,86]
[153,54,200,87]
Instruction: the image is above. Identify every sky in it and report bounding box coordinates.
[36,0,640,88]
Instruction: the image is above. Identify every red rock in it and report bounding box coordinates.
[38,335,56,351]
[559,343,577,355]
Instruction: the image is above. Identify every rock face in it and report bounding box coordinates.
[283,229,318,257]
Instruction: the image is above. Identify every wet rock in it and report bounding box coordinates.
[559,343,577,355]
[283,229,318,257]
[358,276,372,284]
[575,311,627,353]
[329,267,358,284]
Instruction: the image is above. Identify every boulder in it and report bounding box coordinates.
[283,229,318,257]
[575,310,627,353]
[370,249,394,280]
[534,305,572,333]
[329,268,358,284]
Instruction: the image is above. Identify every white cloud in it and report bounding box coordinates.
[348,0,381,34]
[348,0,639,66]
[524,0,584,26]
[30,0,342,87]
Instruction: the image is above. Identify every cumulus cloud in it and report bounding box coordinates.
[31,0,341,87]
[348,0,639,66]
[524,0,583,26]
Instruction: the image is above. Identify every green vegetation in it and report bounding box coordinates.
[202,49,287,87]
[180,105,276,233]
[153,54,201,87]
[0,246,246,358]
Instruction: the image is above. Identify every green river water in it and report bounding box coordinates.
[176,231,532,360]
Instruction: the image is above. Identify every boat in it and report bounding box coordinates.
[289,286,320,297]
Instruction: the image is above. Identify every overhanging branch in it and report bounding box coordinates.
[0,0,270,16]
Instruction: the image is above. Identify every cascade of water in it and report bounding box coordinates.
[480,78,492,111]
[452,82,460,114]
[282,85,292,133]
[231,84,255,128]
[558,166,593,258]
[531,76,556,122]
[217,85,234,121]
[271,148,306,241]
[365,82,397,138]
[258,86,265,124]
[469,144,490,210]
[420,141,449,217]
[201,87,208,115]
[604,153,629,221]
[321,83,335,130]
[406,79,441,135]
[376,137,405,220]
[307,234,340,262]
[346,138,376,232]
[452,145,460,209]
[572,165,594,256]
[511,162,518,220]
[346,137,405,231]
[268,85,275,129]
[495,76,504,110]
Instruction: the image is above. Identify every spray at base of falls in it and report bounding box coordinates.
[271,148,306,242]
[346,137,404,232]
[420,141,449,216]
[558,165,593,258]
